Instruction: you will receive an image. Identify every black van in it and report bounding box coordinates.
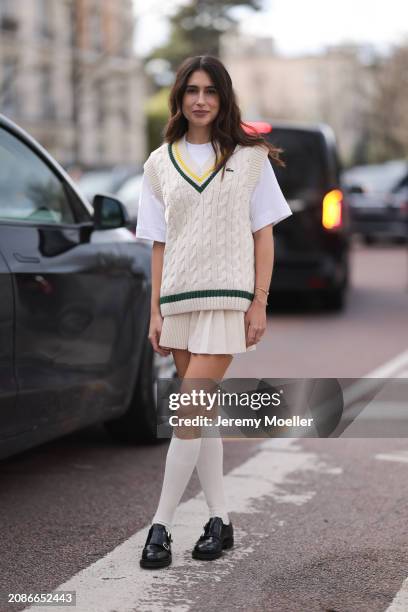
[259,121,351,310]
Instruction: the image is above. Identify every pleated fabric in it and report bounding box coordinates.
[159,310,257,355]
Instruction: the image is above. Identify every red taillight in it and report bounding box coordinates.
[322,189,343,229]
[241,121,272,135]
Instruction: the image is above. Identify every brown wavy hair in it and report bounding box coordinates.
[163,55,286,180]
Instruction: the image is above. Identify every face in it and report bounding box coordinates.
[181,70,220,128]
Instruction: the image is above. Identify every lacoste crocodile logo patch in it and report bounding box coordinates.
[226,168,234,172]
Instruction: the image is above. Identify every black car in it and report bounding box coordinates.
[0,114,174,460]
[260,120,351,310]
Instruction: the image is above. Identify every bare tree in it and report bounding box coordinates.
[367,41,408,161]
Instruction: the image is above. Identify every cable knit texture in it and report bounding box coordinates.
[143,139,269,316]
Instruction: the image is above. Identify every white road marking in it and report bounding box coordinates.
[385,578,408,611]
[23,438,342,612]
[340,349,408,439]
[375,451,408,463]
[366,353,408,611]
[363,349,408,379]
[342,349,408,409]
[348,402,408,420]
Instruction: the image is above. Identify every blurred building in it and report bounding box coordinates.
[221,31,375,164]
[0,0,146,168]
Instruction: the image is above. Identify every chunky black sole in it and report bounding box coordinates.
[140,556,172,569]
[192,537,234,560]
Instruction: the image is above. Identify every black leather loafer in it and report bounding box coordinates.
[140,523,172,569]
[192,517,234,560]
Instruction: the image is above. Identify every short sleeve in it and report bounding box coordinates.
[135,173,166,242]
[250,158,293,233]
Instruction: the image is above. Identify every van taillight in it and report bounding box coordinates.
[322,189,343,229]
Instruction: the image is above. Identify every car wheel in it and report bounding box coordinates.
[104,337,177,444]
[393,236,407,245]
[363,234,375,245]
[321,286,346,312]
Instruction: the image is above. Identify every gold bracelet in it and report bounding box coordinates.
[255,286,269,296]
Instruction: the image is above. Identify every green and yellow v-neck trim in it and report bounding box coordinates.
[168,137,222,193]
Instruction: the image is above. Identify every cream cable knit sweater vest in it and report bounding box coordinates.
[144,138,269,316]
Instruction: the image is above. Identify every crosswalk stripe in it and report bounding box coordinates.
[343,349,408,409]
[372,351,408,610]
[375,451,408,463]
[385,577,408,611]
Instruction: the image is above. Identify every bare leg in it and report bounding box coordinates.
[152,351,233,529]
[174,352,233,438]
[171,348,191,378]
[170,348,233,381]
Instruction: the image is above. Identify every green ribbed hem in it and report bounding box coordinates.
[160,289,255,305]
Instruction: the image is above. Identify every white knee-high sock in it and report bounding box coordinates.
[152,434,202,531]
[195,434,230,525]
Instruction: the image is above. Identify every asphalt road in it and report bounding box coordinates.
[1,239,407,612]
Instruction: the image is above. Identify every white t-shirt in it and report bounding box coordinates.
[135,140,292,242]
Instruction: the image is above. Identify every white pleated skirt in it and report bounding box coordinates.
[159,310,257,355]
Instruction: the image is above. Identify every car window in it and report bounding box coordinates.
[0,127,76,224]
[266,129,327,199]
[392,170,408,193]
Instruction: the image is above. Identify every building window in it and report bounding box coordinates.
[39,65,56,119]
[0,0,18,32]
[121,16,133,57]
[37,0,53,39]
[93,78,106,161]
[89,8,103,52]
[1,58,20,116]
[94,78,105,125]
[118,79,130,126]
[65,2,75,47]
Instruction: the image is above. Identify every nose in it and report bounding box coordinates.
[197,90,206,105]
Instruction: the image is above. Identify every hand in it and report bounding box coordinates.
[148,312,172,356]
[244,299,267,348]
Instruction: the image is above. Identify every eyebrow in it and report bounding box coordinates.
[186,84,217,88]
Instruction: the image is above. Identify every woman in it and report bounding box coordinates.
[136,55,292,569]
